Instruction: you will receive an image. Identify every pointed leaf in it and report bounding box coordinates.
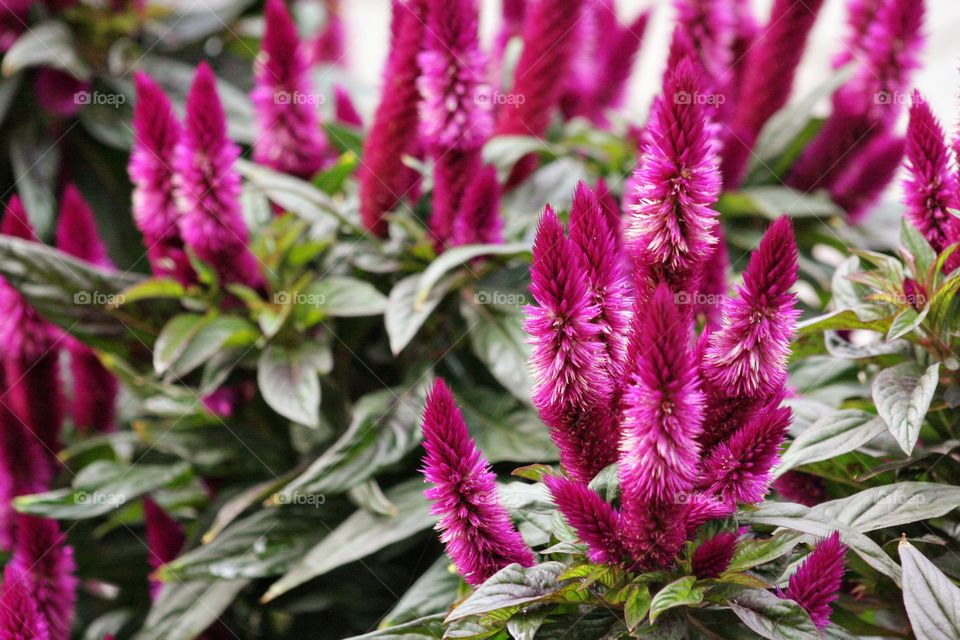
[872,362,940,454]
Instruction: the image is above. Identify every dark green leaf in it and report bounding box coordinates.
[446,562,566,622]
[872,362,940,454]
[257,342,329,428]
[134,578,249,640]
[726,589,820,640]
[776,410,887,477]
[385,273,455,354]
[301,276,388,319]
[900,539,960,640]
[416,242,530,306]
[459,300,532,402]
[649,577,705,623]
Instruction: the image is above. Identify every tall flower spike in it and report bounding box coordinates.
[526,207,618,483]
[618,284,704,568]
[700,403,791,505]
[451,165,502,246]
[55,186,118,433]
[311,0,345,65]
[252,0,327,180]
[591,10,651,122]
[7,515,77,640]
[421,379,535,585]
[833,0,884,68]
[626,57,720,300]
[0,563,51,640]
[174,63,263,290]
[830,132,905,222]
[418,0,492,246]
[722,0,826,187]
[774,471,827,507]
[129,71,194,285]
[358,0,426,236]
[672,0,734,87]
[568,182,632,381]
[144,497,186,598]
[903,93,960,254]
[691,531,738,579]
[544,475,623,565]
[702,217,799,400]
[784,532,846,630]
[333,84,363,128]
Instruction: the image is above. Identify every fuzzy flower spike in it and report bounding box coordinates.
[418,0,493,247]
[129,71,194,284]
[783,532,846,629]
[626,56,720,300]
[252,0,327,180]
[55,185,118,433]
[174,63,263,290]
[421,379,535,585]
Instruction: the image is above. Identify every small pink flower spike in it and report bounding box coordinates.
[783,532,846,629]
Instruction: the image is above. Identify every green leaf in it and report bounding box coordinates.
[727,531,803,573]
[887,306,928,341]
[901,219,937,273]
[2,21,91,79]
[272,382,428,499]
[342,615,445,640]
[15,461,190,519]
[168,316,258,378]
[483,136,554,172]
[385,273,455,355]
[623,584,652,631]
[719,187,841,219]
[900,539,960,640]
[117,278,186,304]
[446,562,566,622]
[649,577,705,623]
[257,342,329,428]
[458,386,556,463]
[776,410,887,477]
[300,276,388,320]
[382,558,461,626]
[813,483,960,533]
[235,159,343,235]
[459,299,532,403]
[726,589,820,640]
[153,314,210,376]
[796,309,891,335]
[10,120,60,237]
[416,242,530,306]
[133,578,249,640]
[871,362,940,454]
[262,479,435,602]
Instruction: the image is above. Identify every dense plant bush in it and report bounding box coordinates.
[0,0,958,639]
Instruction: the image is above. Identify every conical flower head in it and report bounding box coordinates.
[451,165,502,246]
[252,0,327,179]
[904,93,960,253]
[774,471,826,507]
[526,207,618,482]
[421,379,535,585]
[129,71,193,283]
[144,497,185,598]
[333,84,363,128]
[0,563,51,640]
[830,132,905,222]
[626,57,720,298]
[700,402,791,505]
[691,531,737,579]
[174,63,262,290]
[784,532,846,629]
[311,0,345,65]
[544,475,623,565]
[7,516,76,640]
[702,217,799,399]
[55,185,111,268]
[833,0,884,68]
[672,0,734,86]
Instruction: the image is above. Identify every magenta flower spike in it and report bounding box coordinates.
[526,207,618,483]
[544,475,623,565]
[903,94,960,254]
[702,217,799,401]
[695,238,728,328]
[451,165,503,246]
[568,182,632,381]
[358,0,426,237]
[333,84,363,128]
[55,185,118,433]
[0,198,63,470]
[784,532,846,629]
[626,57,720,300]
[672,0,734,87]
[618,284,704,568]
[830,132,905,222]
[311,0,345,65]
[420,379,535,585]
[7,515,77,640]
[700,403,791,505]
[591,10,651,121]
[173,63,263,290]
[722,0,826,187]
[129,71,194,285]
[0,563,51,640]
[833,0,885,68]
[144,497,186,598]
[691,531,738,579]
[33,68,89,118]
[252,0,327,180]
[774,471,827,507]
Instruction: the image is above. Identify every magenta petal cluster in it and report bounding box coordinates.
[311,0,345,65]
[358,0,426,236]
[626,57,720,299]
[784,532,846,629]
[421,380,535,585]
[691,531,738,579]
[252,0,327,180]
[672,0,734,87]
[544,475,623,565]
[129,71,194,284]
[173,63,263,290]
[774,471,827,507]
[0,563,51,640]
[451,165,502,246]
[144,497,186,598]
[526,207,618,483]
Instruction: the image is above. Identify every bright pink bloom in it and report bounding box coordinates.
[55,186,118,433]
[774,471,826,507]
[7,516,76,640]
[544,475,623,565]
[311,0,345,65]
[833,0,884,68]
[333,84,363,128]
[451,166,503,246]
[526,208,618,483]
[593,10,651,120]
[358,0,426,236]
[420,379,535,585]
[830,132,905,222]
[174,63,263,290]
[0,563,51,640]
[903,93,960,254]
[129,71,194,284]
[672,0,734,87]
[626,57,720,299]
[700,403,791,505]
[784,532,846,629]
[692,531,738,578]
[0,0,29,52]
[252,0,327,180]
